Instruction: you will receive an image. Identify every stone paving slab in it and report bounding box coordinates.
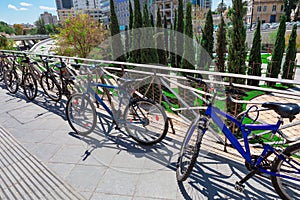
[0,84,283,199]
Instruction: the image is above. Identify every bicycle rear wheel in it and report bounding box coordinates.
[123,98,168,145]
[271,142,300,200]
[4,69,19,94]
[176,117,206,181]
[41,74,62,101]
[23,73,38,100]
[0,63,8,81]
[66,94,97,136]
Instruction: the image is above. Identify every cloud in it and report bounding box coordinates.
[20,2,32,7]
[8,4,18,11]
[39,6,56,11]
[8,3,28,11]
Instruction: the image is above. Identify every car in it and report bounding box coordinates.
[270,23,279,29]
[261,23,271,30]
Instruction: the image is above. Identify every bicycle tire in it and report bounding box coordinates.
[23,73,38,101]
[0,63,8,81]
[41,74,62,101]
[176,117,206,181]
[271,142,300,200]
[4,69,19,94]
[66,93,97,136]
[123,98,168,145]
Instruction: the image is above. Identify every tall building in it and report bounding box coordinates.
[192,0,211,9]
[73,0,100,10]
[55,0,73,10]
[40,12,58,24]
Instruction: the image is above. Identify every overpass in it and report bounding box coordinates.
[7,35,50,51]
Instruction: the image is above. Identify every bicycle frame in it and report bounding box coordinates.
[205,104,300,181]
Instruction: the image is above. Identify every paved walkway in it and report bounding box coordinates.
[0,83,283,200]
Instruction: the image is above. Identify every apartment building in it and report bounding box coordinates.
[246,0,284,24]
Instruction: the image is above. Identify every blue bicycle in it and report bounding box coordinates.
[176,76,300,200]
[65,66,168,145]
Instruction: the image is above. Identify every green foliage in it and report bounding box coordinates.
[181,2,195,73]
[267,15,286,86]
[282,24,297,80]
[170,10,177,68]
[227,0,247,84]
[215,16,227,73]
[55,14,109,58]
[248,20,262,86]
[0,21,14,34]
[129,0,133,30]
[156,8,167,65]
[13,24,24,35]
[35,18,47,34]
[45,24,60,34]
[0,35,8,49]
[176,0,184,67]
[201,10,214,58]
[110,0,125,62]
[129,0,143,63]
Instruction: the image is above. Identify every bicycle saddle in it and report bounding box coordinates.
[262,102,300,121]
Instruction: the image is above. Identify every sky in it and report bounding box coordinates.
[0,0,228,25]
[0,0,57,25]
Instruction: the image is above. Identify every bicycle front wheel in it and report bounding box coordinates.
[271,142,300,200]
[41,74,62,101]
[123,98,168,145]
[176,117,207,182]
[23,73,38,100]
[4,69,19,94]
[66,94,97,136]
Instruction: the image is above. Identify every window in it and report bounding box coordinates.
[263,6,267,12]
[257,6,261,12]
[272,5,276,12]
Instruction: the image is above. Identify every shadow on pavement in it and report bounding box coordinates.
[177,151,280,200]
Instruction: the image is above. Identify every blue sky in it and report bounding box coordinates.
[0,0,56,25]
[0,0,227,25]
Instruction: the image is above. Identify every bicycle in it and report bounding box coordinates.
[176,75,300,200]
[3,54,38,100]
[0,53,10,81]
[39,55,79,101]
[65,65,169,145]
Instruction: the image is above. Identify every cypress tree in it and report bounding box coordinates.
[129,1,133,30]
[127,0,133,61]
[130,0,143,63]
[267,15,286,86]
[247,20,262,86]
[282,24,297,80]
[227,0,247,84]
[176,0,184,67]
[181,2,195,74]
[109,0,125,61]
[164,15,169,65]
[215,15,227,73]
[201,9,214,58]
[150,13,154,27]
[170,10,177,68]
[156,8,166,65]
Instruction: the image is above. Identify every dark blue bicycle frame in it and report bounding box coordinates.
[205,103,300,181]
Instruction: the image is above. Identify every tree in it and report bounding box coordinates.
[0,35,8,49]
[282,24,297,80]
[215,15,227,73]
[141,3,158,64]
[201,9,214,58]
[181,2,195,74]
[227,0,247,84]
[110,0,125,61]
[170,10,177,68]
[176,0,184,68]
[55,14,109,58]
[217,2,227,14]
[130,0,143,63]
[164,15,169,64]
[156,8,166,65]
[13,24,24,35]
[129,0,133,30]
[247,20,262,86]
[127,0,133,61]
[35,18,46,34]
[0,21,14,34]
[267,15,286,86]
[284,0,298,22]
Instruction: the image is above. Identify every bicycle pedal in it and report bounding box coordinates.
[234,181,245,193]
